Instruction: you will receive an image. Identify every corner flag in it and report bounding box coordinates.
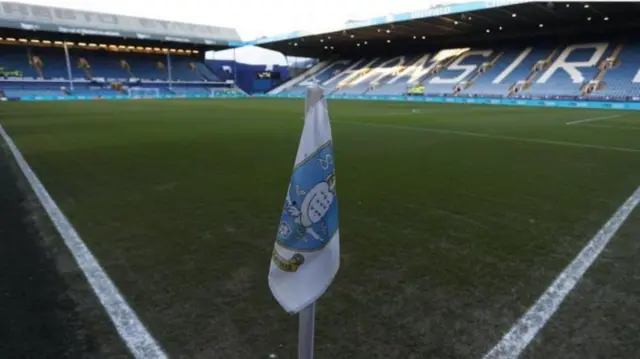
[269,85,340,314]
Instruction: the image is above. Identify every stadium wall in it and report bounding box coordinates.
[3,92,640,111]
[206,61,289,93]
[256,93,639,110]
[6,92,246,101]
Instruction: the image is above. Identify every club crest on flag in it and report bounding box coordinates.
[274,141,338,271]
[269,84,340,314]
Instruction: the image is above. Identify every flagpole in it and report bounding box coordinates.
[63,42,74,91]
[298,85,320,359]
[166,52,173,90]
[298,302,316,359]
[271,83,337,359]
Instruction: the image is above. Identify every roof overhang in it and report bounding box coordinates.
[0,1,241,48]
[247,1,640,58]
[0,27,226,51]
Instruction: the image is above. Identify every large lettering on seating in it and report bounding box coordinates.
[387,55,434,84]
[430,50,493,84]
[323,59,379,86]
[537,43,608,84]
[351,56,407,85]
[633,69,640,83]
[493,47,533,84]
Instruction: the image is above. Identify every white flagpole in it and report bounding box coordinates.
[270,81,338,359]
[298,303,316,359]
[298,80,320,359]
[166,52,173,90]
[63,42,74,91]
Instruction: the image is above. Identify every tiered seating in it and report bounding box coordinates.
[0,48,69,79]
[349,56,419,95]
[319,59,375,93]
[195,62,218,81]
[366,55,433,95]
[4,40,640,99]
[71,50,120,79]
[0,43,229,98]
[273,40,640,99]
[330,58,384,94]
[0,45,221,81]
[205,60,235,81]
[499,46,557,96]
[523,44,610,97]
[460,48,526,96]
[282,59,357,94]
[424,50,494,95]
[594,45,640,97]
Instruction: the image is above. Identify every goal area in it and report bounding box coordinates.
[128,87,161,98]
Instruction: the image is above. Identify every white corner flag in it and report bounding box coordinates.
[269,84,340,314]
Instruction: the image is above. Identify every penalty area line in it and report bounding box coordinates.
[0,124,169,359]
[572,123,640,131]
[336,120,640,154]
[566,114,620,125]
[482,184,640,359]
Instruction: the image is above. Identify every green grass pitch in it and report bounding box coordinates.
[1,98,640,359]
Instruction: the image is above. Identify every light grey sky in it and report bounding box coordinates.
[25,0,460,64]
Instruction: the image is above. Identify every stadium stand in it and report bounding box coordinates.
[1,2,638,101]
[254,2,640,102]
[272,41,640,100]
[0,42,236,97]
[0,2,251,99]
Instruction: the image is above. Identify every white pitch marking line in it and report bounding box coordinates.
[0,124,168,359]
[483,185,640,359]
[575,123,640,131]
[336,121,640,154]
[566,114,620,125]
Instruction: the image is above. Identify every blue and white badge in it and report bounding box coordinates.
[277,141,338,253]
